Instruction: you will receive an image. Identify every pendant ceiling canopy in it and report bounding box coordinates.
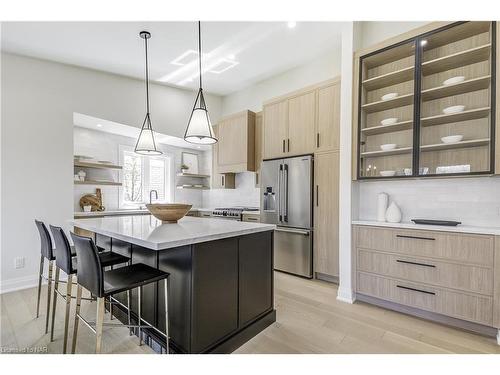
[135,31,162,155]
[184,21,218,145]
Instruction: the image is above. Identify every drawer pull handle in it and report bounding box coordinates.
[396,285,435,296]
[396,259,436,268]
[396,234,435,241]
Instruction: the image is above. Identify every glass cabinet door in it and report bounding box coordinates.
[358,40,416,178]
[417,21,494,176]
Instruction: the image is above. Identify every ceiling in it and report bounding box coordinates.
[1,21,343,95]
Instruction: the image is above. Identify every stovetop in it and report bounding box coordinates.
[212,207,259,218]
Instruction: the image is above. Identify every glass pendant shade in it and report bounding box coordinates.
[184,89,217,145]
[135,114,162,155]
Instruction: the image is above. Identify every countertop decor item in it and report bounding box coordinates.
[381,118,398,126]
[77,170,86,181]
[380,143,397,151]
[412,219,461,226]
[379,170,396,177]
[146,203,192,223]
[377,193,388,222]
[443,76,465,86]
[443,105,465,114]
[381,92,398,101]
[184,21,218,145]
[385,201,402,223]
[441,135,464,143]
[134,30,162,155]
[79,188,105,212]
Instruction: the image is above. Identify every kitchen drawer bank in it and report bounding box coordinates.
[353,222,500,344]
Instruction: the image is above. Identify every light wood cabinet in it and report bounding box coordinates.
[288,91,316,155]
[263,101,288,159]
[211,125,235,189]
[313,151,339,278]
[316,81,340,152]
[217,110,255,173]
[254,112,263,186]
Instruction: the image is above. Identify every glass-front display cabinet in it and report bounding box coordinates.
[356,21,495,179]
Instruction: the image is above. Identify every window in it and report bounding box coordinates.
[120,145,172,208]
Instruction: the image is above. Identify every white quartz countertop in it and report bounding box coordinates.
[352,220,500,236]
[71,216,275,250]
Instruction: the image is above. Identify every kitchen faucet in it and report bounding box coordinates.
[149,190,158,204]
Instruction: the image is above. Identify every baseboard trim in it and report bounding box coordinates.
[336,287,355,304]
[0,275,39,294]
[315,272,339,284]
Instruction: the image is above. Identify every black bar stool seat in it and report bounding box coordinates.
[99,251,130,268]
[103,263,168,296]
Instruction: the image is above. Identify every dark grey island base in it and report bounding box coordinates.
[95,230,275,353]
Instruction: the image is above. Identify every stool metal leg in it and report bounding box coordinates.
[164,278,169,354]
[62,274,73,354]
[36,255,44,318]
[71,284,82,354]
[138,286,142,346]
[45,260,53,334]
[50,266,60,341]
[95,297,105,354]
[109,266,113,320]
[127,290,132,336]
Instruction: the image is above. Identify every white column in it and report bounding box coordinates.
[337,22,361,304]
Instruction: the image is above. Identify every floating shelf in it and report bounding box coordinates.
[75,180,122,186]
[176,172,211,178]
[421,75,491,102]
[420,106,490,127]
[420,138,490,152]
[362,93,414,113]
[362,66,415,91]
[361,120,413,136]
[74,161,122,170]
[360,147,413,158]
[176,185,209,190]
[422,44,491,75]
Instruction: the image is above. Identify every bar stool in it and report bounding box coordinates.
[49,225,130,353]
[34,220,57,334]
[70,233,170,354]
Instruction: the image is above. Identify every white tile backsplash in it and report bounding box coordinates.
[355,176,500,227]
[202,172,260,208]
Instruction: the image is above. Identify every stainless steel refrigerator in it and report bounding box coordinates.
[260,155,313,278]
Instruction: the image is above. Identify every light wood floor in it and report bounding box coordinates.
[2,272,499,354]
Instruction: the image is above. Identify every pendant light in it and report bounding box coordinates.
[184,21,218,145]
[135,31,162,155]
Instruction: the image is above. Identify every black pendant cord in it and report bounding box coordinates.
[144,35,151,120]
[198,20,202,90]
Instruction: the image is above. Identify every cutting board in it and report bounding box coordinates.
[79,188,105,211]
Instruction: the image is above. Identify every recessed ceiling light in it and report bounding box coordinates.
[96,123,103,128]
[209,58,239,74]
[171,50,199,66]
[287,21,297,29]
[420,39,428,47]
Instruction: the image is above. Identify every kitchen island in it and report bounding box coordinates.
[71,215,276,354]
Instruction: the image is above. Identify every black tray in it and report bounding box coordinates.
[411,219,461,226]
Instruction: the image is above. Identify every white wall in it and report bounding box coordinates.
[73,127,208,212]
[0,52,222,293]
[221,49,342,116]
[359,21,430,50]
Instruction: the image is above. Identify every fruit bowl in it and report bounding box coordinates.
[146,203,192,223]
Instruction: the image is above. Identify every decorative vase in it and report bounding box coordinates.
[377,193,388,222]
[385,201,402,223]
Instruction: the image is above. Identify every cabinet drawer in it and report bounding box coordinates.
[356,226,494,266]
[242,213,260,223]
[357,249,493,295]
[357,272,493,326]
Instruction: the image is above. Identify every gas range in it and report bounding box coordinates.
[212,207,259,220]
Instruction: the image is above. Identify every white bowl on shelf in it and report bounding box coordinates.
[381,93,398,101]
[380,118,398,126]
[443,105,465,114]
[443,76,465,86]
[380,143,397,151]
[441,135,464,144]
[380,170,396,177]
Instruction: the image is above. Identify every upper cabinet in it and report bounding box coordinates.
[211,125,236,189]
[216,110,256,173]
[354,21,496,179]
[262,78,340,160]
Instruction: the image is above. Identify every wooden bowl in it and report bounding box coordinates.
[146,203,192,223]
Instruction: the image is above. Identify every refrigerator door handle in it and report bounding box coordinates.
[275,227,310,236]
[284,164,289,222]
[278,163,283,222]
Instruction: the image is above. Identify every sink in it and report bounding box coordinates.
[146,203,192,223]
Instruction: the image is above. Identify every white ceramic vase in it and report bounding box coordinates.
[385,201,402,223]
[377,193,389,222]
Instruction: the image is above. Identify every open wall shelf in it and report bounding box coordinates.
[356,21,496,179]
